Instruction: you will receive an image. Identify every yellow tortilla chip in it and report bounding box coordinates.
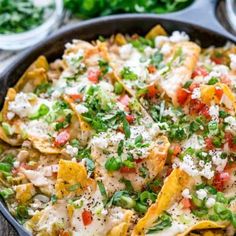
[200,82,236,112]
[63,95,91,133]
[107,210,133,236]
[15,183,36,203]
[29,137,61,154]
[178,221,226,236]
[132,168,190,236]
[114,33,127,46]
[1,88,17,122]
[14,56,49,93]
[0,126,22,146]
[55,160,88,198]
[145,24,167,40]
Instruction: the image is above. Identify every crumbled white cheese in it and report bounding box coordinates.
[154,36,169,48]
[179,154,199,176]
[13,161,20,168]
[109,132,125,146]
[75,104,88,114]
[210,150,227,172]
[144,46,154,57]
[205,197,216,208]
[200,162,214,179]
[179,154,214,179]
[196,189,207,200]
[229,54,236,71]
[209,105,219,121]
[182,188,192,199]
[119,44,133,60]
[51,90,61,99]
[224,116,236,134]
[99,81,114,92]
[191,87,201,99]
[8,92,32,118]
[65,145,78,157]
[182,135,205,150]
[91,135,109,149]
[213,65,229,75]
[160,43,172,55]
[169,31,189,43]
[6,112,15,120]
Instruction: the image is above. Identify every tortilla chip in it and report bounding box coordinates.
[200,82,236,112]
[15,183,36,203]
[114,33,127,46]
[14,56,48,93]
[63,95,92,145]
[144,136,170,176]
[1,88,17,122]
[145,24,167,40]
[29,137,61,155]
[55,160,88,198]
[107,210,133,236]
[159,42,200,105]
[132,168,190,236]
[0,126,22,146]
[179,221,226,236]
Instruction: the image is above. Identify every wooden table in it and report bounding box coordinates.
[0,212,17,236]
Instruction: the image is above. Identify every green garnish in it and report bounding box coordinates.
[105,157,121,171]
[0,0,47,34]
[147,213,172,234]
[120,67,138,81]
[29,104,49,120]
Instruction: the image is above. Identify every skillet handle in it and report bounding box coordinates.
[159,0,236,41]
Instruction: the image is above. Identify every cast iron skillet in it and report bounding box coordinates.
[0,0,236,235]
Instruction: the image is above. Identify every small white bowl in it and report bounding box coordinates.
[0,0,64,50]
[226,0,236,33]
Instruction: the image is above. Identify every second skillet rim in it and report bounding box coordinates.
[0,13,236,236]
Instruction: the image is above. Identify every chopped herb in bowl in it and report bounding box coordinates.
[0,0,48,34]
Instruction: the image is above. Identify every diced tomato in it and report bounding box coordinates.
[189,99,205,115]
[59,230,70,236]
[199,105,211,119]
[176,88,190,105]
[192,66,208,78]
[147,84,158,98]
[135,158,143,164]
[125,114,135,124]
[166,167,173,177]
[215,86,223,100]
[172,144,182,157]
[118,94,130,107]
[189,83,200,92]
[117,126,124,133]
[69,94,83,101]
[147,65,157,74]
[181,198,191,209]
[88,68,100,83]
[211,56,223,65]
[120,166,136,173]
[205,137,214,150]
[54,130,70,147]
[225,132,236,151]
[82,210,93,226]
[212,171,230,192]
